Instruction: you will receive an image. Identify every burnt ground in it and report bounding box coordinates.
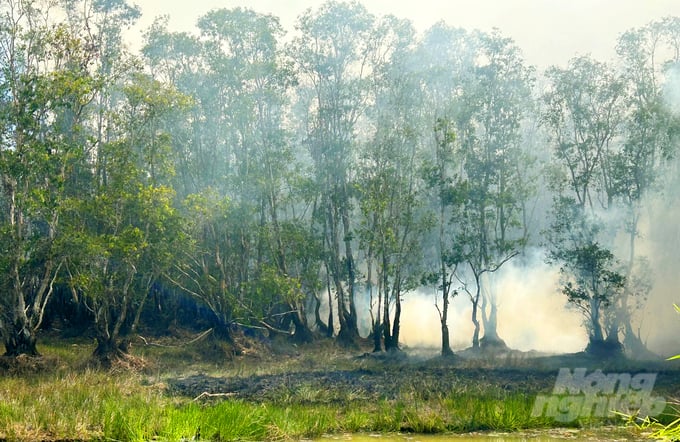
[166,348,680,404]
[169,365,554,402]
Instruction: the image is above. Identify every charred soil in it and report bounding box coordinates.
[165,339,680,406]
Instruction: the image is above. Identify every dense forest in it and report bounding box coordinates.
[1,0,679,363]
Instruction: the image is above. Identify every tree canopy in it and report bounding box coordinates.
[0,0,678,360]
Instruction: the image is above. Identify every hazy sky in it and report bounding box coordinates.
[128,0,680,68]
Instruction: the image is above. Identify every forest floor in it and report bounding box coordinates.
[167,342,680,405]
[155,329,680,403]
[0,330,678,441]
[147,329,680,439]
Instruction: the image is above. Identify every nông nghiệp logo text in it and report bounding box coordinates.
[532,368,666,423]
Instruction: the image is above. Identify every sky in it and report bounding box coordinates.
[128,0,680,69]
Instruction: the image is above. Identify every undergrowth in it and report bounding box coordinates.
[0,369,647,441]
[0,335,667,441]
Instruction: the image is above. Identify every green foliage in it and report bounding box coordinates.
[668,304,680,361]
[543,56,625,207]
[0,2,106,354]
[1,0,679,364]
[429,31,533,346]
[245,264,304,314]
[545,197,626,343]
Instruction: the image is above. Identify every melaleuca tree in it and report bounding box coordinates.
[0,0,98,356]
[142,16,210,197]
[543,56,628,355]
[60,0,142,188]
[420,118,462,356]
[611,18,680,357]
[415,24,474,356]
[194,6,285,202]
[356,14,429,352]
[544,196,626,354]
[446,31,533,350]
[61,74,189,363]
[145,8,318,342]
[288,0,375,345]
[465,31,534,349]
[543,56,625,209]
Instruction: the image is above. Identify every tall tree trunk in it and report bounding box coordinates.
[440,281,453,356]
[471,308,480,350]
[382,267,392,350]
[325,271,334,338]
[318,200,334,337]
[619,212,654,358]
[5,314,39,357]
[484,300,500,341]
[289,302,314,344]
[387,285,402,352]
[2,180,38,357]
[372,318,383,352]
[372,268,382,352]
[437,189,453,356]
[340,187,361,344]
[313,293,329,335]
[329,195,359,346]
[589,298,605,346]
[480,293,506,349]
[93,271,134,364]
[5,258,38,356]
[471,286,481,350]
[367,252,382,352]
[440,319,452,356]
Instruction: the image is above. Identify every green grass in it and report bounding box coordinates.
[0,381,524,440]
[0,371,652,441]
[618,400,680,442]
[0,377,531,440]
[0,336,664,441]
[631,304,680,440]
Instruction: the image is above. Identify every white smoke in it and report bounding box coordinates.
[638,184,680,358]
[400,249,587,353]
[663,62,680,116]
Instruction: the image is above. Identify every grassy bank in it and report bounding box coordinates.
[0,337,675,441]
[0,371,573,441]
